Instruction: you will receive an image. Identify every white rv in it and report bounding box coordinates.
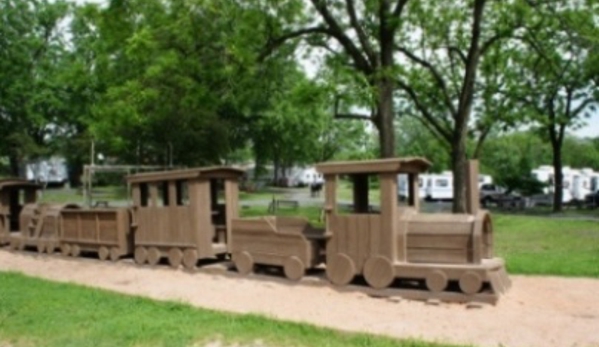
[399,172,493,201]
[531,166,573,203]
[23,157,69,187]
[290,167,323,187]
[397,174,428,200]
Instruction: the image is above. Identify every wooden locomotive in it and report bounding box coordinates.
[231,158,510,298]
[0,158,510,302]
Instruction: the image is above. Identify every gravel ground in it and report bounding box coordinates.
[1,250,598,347]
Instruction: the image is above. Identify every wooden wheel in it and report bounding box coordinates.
[71,244,81,257]
[168,248,183,269]
[425,270,448,293]
[363,256,394,289]
[61,244,71,256]
[110,247,121,262]
[134,247,148,265]
[8,239,18,251]
[233,251,254,275]
[36,242,45,254]
[98,246,110,261]
[147,247,161,266]
[283,256,305,281]
[326,253,356,286]
[46,242,56,254]
[459,271,483,295]
[182,249,198,270]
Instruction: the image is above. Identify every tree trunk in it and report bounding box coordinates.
[9,154,20,177]
[551,139,563,212]
[376,79,396,158]
[451,135,468,213]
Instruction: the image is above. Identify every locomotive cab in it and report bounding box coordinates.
[0,179,40,244]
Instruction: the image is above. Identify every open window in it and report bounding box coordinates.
[139,183,149,207]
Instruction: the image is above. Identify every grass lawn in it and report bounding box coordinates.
[493,214,599,277]
[0,272,459,347]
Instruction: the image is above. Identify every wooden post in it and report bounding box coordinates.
[408,173,420,210]
[465,160,480,215]
[149,184,158,207]
[168,181,177,207]
[380,173,399,261]
[224,179,239,250]
[352,174,369,213]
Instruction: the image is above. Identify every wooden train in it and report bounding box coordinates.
[0,158,510,303]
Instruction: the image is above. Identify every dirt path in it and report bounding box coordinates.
[1,250,598,347]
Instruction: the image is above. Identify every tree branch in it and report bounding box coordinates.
[310,0,373,74]
[396,45,457,116]
[345,0,377,66]
[260,26,330,60]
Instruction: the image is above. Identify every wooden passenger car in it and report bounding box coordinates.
[231,216,327,280]
[127,167,244,269]
[315,158,510,296]
[60,208,132,260]
[0,179,39,245]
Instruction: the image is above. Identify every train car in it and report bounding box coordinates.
[126,167,244,269]
[231,216,328,280]
[317,158,509,296]
[60,208,132,260]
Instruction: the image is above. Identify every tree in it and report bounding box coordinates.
[510,2,598,211]
[0,0,70,175]
[394,0,525,212]
[261,0,414,158]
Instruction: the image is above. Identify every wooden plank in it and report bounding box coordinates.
[407,248,472,264]
[465,160,480,215]
[379,173,397,261]
[225,179,239,251]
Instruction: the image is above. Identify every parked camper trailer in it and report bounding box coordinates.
[23,157,69,187]
[399,172,493,201]
[290,167,323,187]
[531,166,573,203]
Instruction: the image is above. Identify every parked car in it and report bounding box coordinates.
[585,190,599,208]
[480,184,522,207]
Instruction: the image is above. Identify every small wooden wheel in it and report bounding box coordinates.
[183,249,198,270]
[110,247,121,262]
[326,253,356,286]
[147,247,161,266]
[168,248,183,269]
[71,244,81,257]
[61,244,71,256]
[8,239,18,251]
[36,242,46,254]
[233,251,254,275]
[98,247,110,261]
[283,256,305,281]
[134,247,148,265]
[426,270,448,293]
[46,242,56,254]
[363,256,394,289]
[459,271,483,295]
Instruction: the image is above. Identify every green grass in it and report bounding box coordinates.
[0,272,459,347]
[493,214,599,277]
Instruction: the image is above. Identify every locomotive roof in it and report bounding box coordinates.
[126,166,245,184]
[315,157,431,175]
[0,178,41,191]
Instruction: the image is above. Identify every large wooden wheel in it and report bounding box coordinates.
[363,256,394,289]
[326,253,356,286]
[283,256,305,281]
[110,247,121,262]
[98,247,110,261]
[182,249,198,270]
[233,251,254,275]
[134,247,147,265]
[168,248,183,269]
[61,244,71,257]
[459,271,483,295]
[425,270,448,293]
[70,244,81,257]
[147,247,161,266]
